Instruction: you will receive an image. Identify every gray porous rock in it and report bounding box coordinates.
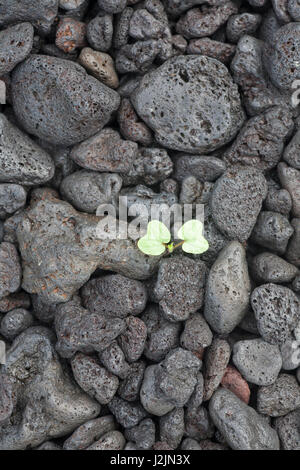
[86,14,113,51]
[187,38,235,64]
[140,348,202,416]
[60,171,122,214]
[16,191,160,303]
[99,340,130,379]
[172,155,226,183]
[286,218,300,266]
[141,305,180,362]
[223,107,294,170]
[0,308,34,340]
[118,316,147,363]
[121,148,173,186]
[275,409,300,450]
[264,22,300,91]
[278,162,300,218]
[63,415,116,450]
[209,388,280,450]
[159,408,185,449]
[0,327,100,450]
[251,211,294,255]
[284,129,300,170]
[86,430,125,450]
[71,353,119,405]
[204,241,251,335]
[0,23,34,75]
[0,114,54,186]
[226,13,262,43]
[125,418,155,450]
[176,2,238,39]
[180,314,213,354]
[0,184,27,219]
[203,338,231,401]
[265,187,292,215]
[118,361,146,402]
[257,374,300,417]
[251,252,298,284]
[97,0,127,14]
[233,339,282,386]
[0,242,22,300]
[70,127,138,173]
[12,55,120,146]
[81,274,147,318]
[210,166,268,242]
[0,0,58,34]
[251,283,299,345]
[152,256,207,323]
[108,396,147,429]
[55,298,126,358]
[131,55,244,153]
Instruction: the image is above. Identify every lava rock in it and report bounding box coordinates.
[251,283,299,345]
[209,388,280,450]
[257,374,300,417]
[12,55,120,146]
[0,23,34,75]
[233,339,282,386]
[131,55,244,153]
[211,166,267,242]
[204,241,251,335]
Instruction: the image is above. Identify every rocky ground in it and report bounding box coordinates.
[0,0,299,451]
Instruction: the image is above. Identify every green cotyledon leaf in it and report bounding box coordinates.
[137,220,171,256]
[177,219,209,255]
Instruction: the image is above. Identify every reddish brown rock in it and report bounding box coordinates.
[221,365,251,404]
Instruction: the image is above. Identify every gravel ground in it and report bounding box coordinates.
[0,0,299,451]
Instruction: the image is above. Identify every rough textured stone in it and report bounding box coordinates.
[176,2,238,39]
[0,327,100,450]
[233,339,282,386]
[60,171,122,213]
[251,211,294,255]
[0,23,34,75]
[257,374,300,417]
[12,55,120,146]
[0,114,54,186]
[204,241,251,335]
[81,274,147,318]
[131,55,244,153]
[0,308,34,340]
[79,48,119,89]
[16,191,159,303]
[251,252,298,284]
[86,430,125,450]
[275,409,300,450]
[152,256,207,323]
[180,314,213,355]
[223,107,293,171]
[278,162,300,218]
[63,415,116,450]
[125,418,155,450]
[226,13,262,43]
[0,242,21,300]
[221,365,250,404]
[209,388,280,450]
[55,17,86,53]
[55,298,126,358]
[142,305,180,363]
[211,166,267,242]
[71,353,119,404]
[70,128,138,173]
[203,338,231,401]
[0,0,58,34]
[0,184,27,219]
[187,38,235,64]
[251,283,299,345]
[87,14,113,52]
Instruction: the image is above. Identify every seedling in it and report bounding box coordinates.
[137,219,209,256]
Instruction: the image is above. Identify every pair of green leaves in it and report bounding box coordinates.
[137,219,209,256]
